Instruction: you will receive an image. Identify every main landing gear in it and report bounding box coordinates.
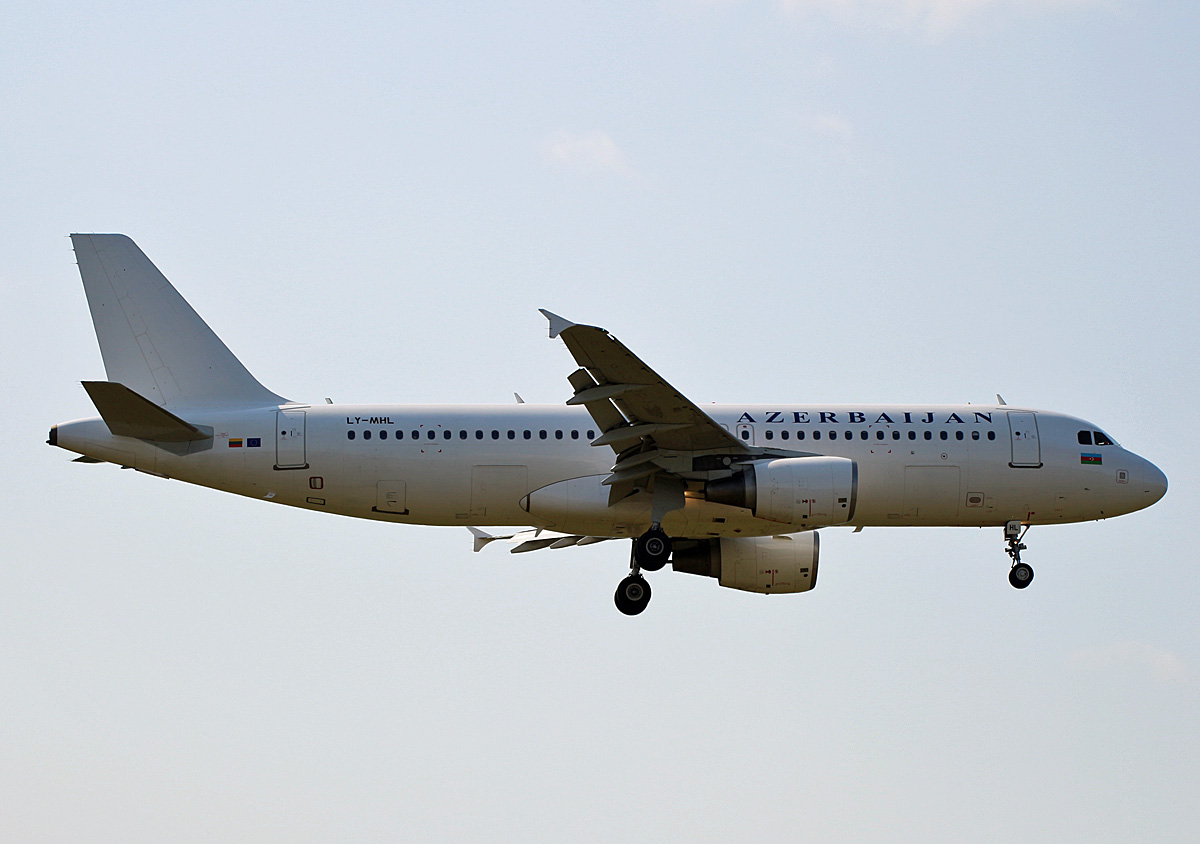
[1004,520,1034,589]
[614,526,672,615]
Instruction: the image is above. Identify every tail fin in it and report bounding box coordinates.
[71,234,286,409]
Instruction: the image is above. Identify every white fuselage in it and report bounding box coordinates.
[53,402,1166,539]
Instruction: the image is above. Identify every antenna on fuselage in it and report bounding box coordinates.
[996,394,1008,406]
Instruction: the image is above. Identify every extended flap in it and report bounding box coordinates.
[82,381,211,442]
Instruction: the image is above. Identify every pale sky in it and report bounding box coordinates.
[2,2,1198,842]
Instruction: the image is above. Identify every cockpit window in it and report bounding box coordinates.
[1093,430,1114,446]
[1078,430,1092,446]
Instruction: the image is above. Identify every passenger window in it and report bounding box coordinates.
[380,430,387,440]
[555,430,563,440]
[740,429,750,440]
[876,431,884,440]
[428,431,436,440]
[364,430,372,441]
[396,430,404,439]
[796,431,805,440]
[441,430,449,440]
[475,430,483,440]
[507,430,515,440]
[860,431,868,440]
[892,431,900,440]
[781,430,790,441]
[347,430,355,440]
[459,430,467,440]
[587,430,595,439]
[988,431,996,440]
[1094,431,1113,446]
[908,431,916,440]
[972,431,980,441]
[940,431,948,441]
[924,431,932,441]
[1078,430,1092,445]
[956,431,964,440]
[492,430,500,440]
[764,430,774,441]
[539,430,547,440]
[813,431,821,441]
[844,431,852,440]
[523,430,532,440]
[571,430,579,440]
[412,430,419,440]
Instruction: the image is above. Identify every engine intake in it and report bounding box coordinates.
[706,456,857,527]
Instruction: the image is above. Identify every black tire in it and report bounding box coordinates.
[614,575,652,615]
[1009,563,1034,589]
[634,528,672,571]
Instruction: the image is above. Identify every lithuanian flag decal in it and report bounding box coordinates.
[229,438,243,448]
[1081,452,1102,465]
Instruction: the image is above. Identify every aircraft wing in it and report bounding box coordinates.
[468,527,617,554]
[540,310,750,455]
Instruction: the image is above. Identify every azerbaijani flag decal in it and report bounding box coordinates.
[229,438,243,448]
[1081,452,1102,465]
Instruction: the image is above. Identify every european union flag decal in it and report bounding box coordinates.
[247,438,261,448]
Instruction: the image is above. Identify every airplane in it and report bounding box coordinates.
[49,234,1168,615]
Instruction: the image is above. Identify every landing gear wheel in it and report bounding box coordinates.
[1009,562,1034,589]
[614,575,652,616]
[634,528,672,572]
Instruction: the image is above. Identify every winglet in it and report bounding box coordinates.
[467,526,510,553]
[539,309,576,340]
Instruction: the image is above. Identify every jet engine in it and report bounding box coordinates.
[705,456,857,527]
[672,533,819,594]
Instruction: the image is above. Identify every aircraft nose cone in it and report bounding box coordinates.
[1143,461,1168,505]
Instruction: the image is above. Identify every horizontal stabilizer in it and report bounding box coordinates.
[82,381,211,442]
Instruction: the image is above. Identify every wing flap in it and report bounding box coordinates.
[540,311,749,454]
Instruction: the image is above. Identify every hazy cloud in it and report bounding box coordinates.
[777,0,1106,40]
[1071,641,1190,683]
[544,130,635,176]
[813,112,854,140]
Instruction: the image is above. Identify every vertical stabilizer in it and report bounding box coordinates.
[71,234,287,409]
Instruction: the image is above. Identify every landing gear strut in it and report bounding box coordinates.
[614,526,672,615]
[1004,520,1034,589]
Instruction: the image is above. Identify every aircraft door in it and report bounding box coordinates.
[1007,412,1041,468]
[276,410,308,469]
[736,423,756,445]
[471,465,529,522]
[375,481,408,514]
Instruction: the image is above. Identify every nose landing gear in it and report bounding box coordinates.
[1004,520,1034,589]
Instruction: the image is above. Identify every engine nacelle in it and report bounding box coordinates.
[672,533,819,594]
[706,456,857,527]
